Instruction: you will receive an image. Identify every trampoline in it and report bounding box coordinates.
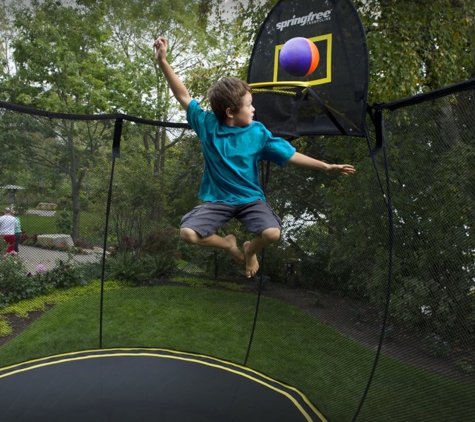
[0,348,326,422]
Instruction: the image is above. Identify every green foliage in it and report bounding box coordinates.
[9,0,117,112]
[0,252,102,307]
[354,0,475,102]
[108,147,175,252]
[0,253,45,306]
[104,253,141,284]
[42,259,88,289]
[0,252,71,306]
[0,279,125,318]
[0,315,11,337]
[106,252,177,285]
[258,244,289,285]
[106,225,180,284]
[55,209,72,235]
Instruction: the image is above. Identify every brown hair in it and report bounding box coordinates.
[207,77,252,122]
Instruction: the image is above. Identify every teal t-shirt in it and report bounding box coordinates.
[187,99,296,205]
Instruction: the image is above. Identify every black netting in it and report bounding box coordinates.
[0,80,474,422]
[252,87,306,139]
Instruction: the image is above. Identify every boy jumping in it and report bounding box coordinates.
[154,37,355,278]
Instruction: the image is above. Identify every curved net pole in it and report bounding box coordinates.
[244,160,272,366]
[351,111,394,421]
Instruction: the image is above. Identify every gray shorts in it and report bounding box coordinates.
[180,200,282,238]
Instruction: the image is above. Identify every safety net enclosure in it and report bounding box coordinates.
[0,78,474,421]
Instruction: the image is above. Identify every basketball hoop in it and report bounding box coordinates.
[248,0,369,138]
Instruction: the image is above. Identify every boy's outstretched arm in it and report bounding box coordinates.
[154,37,192,110]
[288,152,356,175]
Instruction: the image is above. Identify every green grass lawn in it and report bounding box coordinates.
[20,214,57,234]
[19,211,104,242]
[0,285,473,422]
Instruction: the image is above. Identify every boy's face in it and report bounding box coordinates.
[230,92,254,126]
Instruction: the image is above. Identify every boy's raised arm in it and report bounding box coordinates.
[154,37,192,111]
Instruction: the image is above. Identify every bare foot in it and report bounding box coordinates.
[243,241,259,278]
[225,235,245,266]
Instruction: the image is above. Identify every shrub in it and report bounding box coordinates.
[141,254,176,281]
[0,251,102,307]
[0,253,30,305]
[106,252,144,284]
[106,226,180,285]
[141,227,180,256]
[106,252,177,285]
[42,259,88,289]
[55,209,72,234]
[0,253,53,306]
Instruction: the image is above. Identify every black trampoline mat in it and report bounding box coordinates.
[0,348,326,422]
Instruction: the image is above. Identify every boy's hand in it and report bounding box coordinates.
[326,164,356,175]
[154,37,167,63]
[153,36,192,110]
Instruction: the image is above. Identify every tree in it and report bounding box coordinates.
[2,0,220,239]
[354,0,475,103]
[1,1,127,240]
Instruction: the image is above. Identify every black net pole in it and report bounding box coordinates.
[99,116,122,348]
[352,113,394,422]
[244,161,272,366]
